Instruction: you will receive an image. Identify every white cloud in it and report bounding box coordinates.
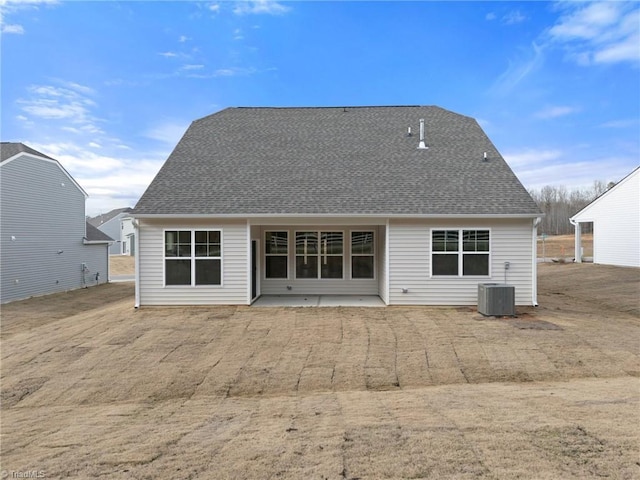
[181,64,204,70]
[178,35,189,43]
[25,140,167,216]
[548,3,640,65]
[233,0,290,16]
[213,66,257,77]
[599,118,637,129]
[144,121,189,145]
[208,3,220,13]
[503,149,563,170]
[534,105,579,119]
[485,12,496,21]
[233,28,244,40]
[159,51,178,58]
[29,142,124,172]
[2,23,24,33]
[504,147,636,192]
[17,84,102,136]
[503,10,526,25]
[490,42,544,95]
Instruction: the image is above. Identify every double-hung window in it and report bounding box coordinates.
[351,231,374,279]
[432,229,490,276]
[296,231,343,279]
[265,231,288,279]
[165,230,222,286]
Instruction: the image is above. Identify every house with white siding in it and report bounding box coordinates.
[571,167,639,268]
[89,207,135,255]
[0,142,113,303]
[131,106,543,307]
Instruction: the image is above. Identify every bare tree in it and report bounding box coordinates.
[529,182,609,235]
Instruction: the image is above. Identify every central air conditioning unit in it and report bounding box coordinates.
[478,283,515,316]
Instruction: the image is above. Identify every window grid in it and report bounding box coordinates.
[431,229,490,277]
[265,231,288,279]
[164,230,222,286]
[351,231,375,279]
[295,231,344,279]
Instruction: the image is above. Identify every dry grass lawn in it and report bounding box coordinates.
[538,234,593,260]
[1,263,639,479]
[109,255,135,276]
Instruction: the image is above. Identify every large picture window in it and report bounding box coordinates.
[351,231,374,279]
[432,229,489,276]
[265,231,288,279]
[295,231,343,279]
[165,230,222,286]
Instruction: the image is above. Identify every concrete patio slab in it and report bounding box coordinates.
[251,295,385,307]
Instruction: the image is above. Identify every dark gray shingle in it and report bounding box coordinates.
[88,207,133,227]
[133,106,541,216]
[1,142,54,162]
[85,222,113,242]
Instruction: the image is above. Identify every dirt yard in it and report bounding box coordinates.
[1,264,638,479]
[109,255,135,276]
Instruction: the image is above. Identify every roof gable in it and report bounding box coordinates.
[88,207,133,227]
[133,106,541,217]
[0,142,88,198]
[85,222,114,243]
[571,166,640,220]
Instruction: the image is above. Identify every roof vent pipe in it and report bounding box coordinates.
[483,152,488,161]
[418,119,427,149]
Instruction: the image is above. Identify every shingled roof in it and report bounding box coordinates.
[1,142,54,162]
[88,207,133,227]
[133,106,541,216]
[85,222,113,243]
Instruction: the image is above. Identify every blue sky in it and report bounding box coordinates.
[1,0,638,216]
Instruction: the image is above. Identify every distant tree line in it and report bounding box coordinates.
[529,181,614,235]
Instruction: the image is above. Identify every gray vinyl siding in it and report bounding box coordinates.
[95,214,125,255]
[259,226,380,296]
[388,218,534,305]
[137,219,248,305]
[1,155,109,304]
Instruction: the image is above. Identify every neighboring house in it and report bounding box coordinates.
[571,167,639,268]
[131,106,543,307]
[88,207,134,255]
[0,142,112,304]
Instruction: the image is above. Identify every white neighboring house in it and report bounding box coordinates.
[121,216,136,256]
[131,106,543,307]
[571,167,640,268]
[88,207,134,255]
[1,142,113,304]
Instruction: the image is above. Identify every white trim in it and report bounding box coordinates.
[429,228,492,278]
[251,239,260,303]
[0,152,89,198]
[532,217,540,306]
[247,221,252,305]
[83,240,113,245]
[131,213,542,220]
[384,219,390,305]
[134,220,141,308]
[162,229,223,288]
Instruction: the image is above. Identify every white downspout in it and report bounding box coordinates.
[532,217,541,306]
[133,218,140,308]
